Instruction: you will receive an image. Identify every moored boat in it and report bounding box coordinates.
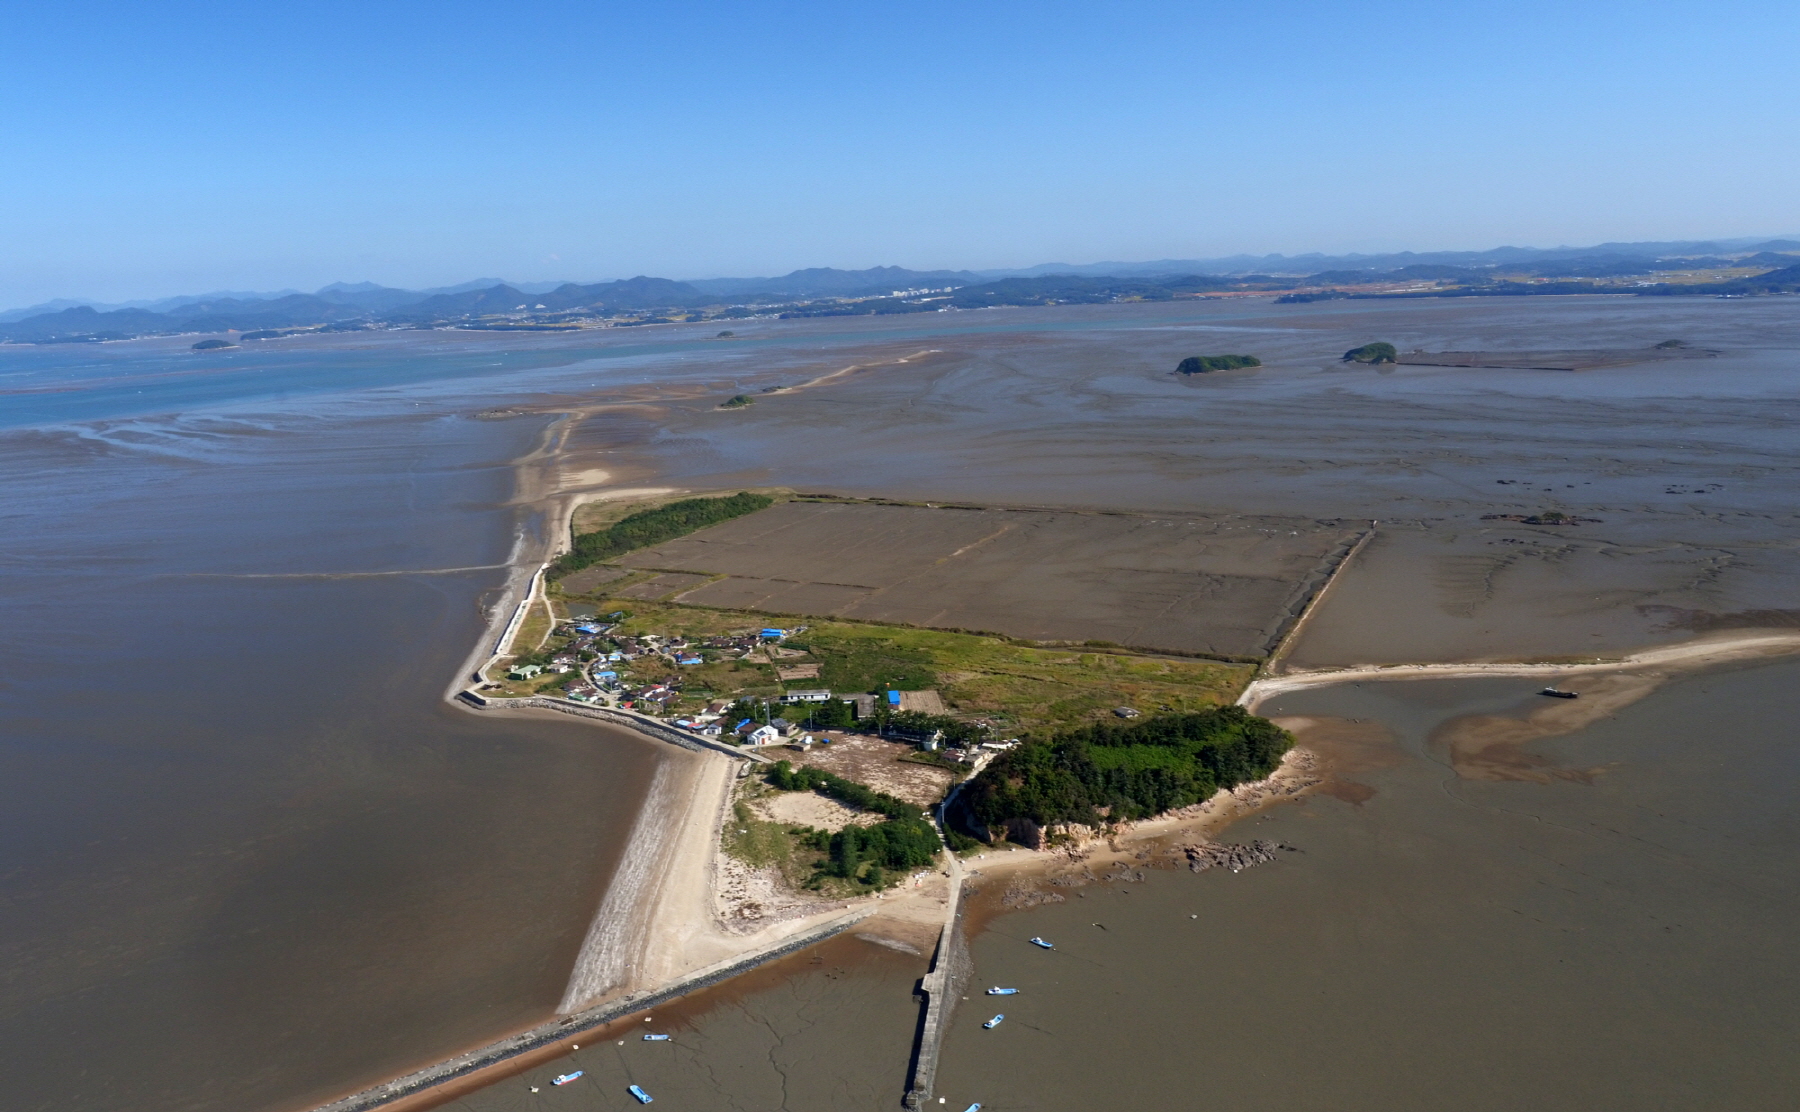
[551,1071,583,1086]
[1540,687,1579,699]
[643,1033,671,1041]
[629,1083,654,1103]
[986,987,1019,995]
[983,1014,1005,1029]
[1028,936,1054,949]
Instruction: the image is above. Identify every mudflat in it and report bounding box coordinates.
[615,500,1356,658]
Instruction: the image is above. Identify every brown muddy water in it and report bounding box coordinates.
[441,658,1800,1112]
[5,294,1799,1112]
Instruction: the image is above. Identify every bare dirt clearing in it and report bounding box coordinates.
[780,733,956,807]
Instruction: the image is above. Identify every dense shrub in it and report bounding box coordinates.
[962,706,1292,829]
[766,760,923,820]
[1342,342,1398,364]
[553,492,771,577]
[1176,354,1261,374]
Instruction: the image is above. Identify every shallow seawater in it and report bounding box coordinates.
[929,659,1800,1112]
[0,394,672,1112]
[3,294,1798,1112]
[439,934,926,1112]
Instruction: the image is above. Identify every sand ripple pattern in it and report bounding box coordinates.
[557,760,681,1012]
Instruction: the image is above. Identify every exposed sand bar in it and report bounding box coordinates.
[1240,630,1800,712]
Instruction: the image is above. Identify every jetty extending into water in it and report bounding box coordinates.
[306,910,872,1112]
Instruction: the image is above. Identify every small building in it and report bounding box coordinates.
[886,690,902,707]
[744,724,781,747]
[676,654,704,666]
[1114,706,1141,719]
[851,693,877,719]
[759,628,787,640]
[508,663,543,680]
[781,689,832,704]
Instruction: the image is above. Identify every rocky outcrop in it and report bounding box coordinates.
[1178,839,1296,873]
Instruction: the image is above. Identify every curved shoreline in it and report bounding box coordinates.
[1239,630,1800,712]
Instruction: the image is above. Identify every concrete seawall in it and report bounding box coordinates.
[307,910,872,1112]
[459,691,775,763]
[904,879,970,1108]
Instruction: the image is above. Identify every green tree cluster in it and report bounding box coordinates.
[765,759,923,820]
[1342,342,1398,364]
[1176,354,1261,374]
[803,818,943,885]
[553,492,772,577]
[867,708,985,746]
[962,706,1291,830]
[793,698,857,729]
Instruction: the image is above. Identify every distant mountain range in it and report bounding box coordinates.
[6,238,1799,344]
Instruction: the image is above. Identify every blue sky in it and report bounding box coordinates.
[2,0,1796,305]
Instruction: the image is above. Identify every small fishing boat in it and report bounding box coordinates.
[1540,687,1579,699]
[1028,937,1054,949]
[551,1071,584,1086]
[986,987,1019,996]
[643,1033,671,1041]
[629,1083,654,1104]
[983,1014,1005,1029]
[963,1105,982,1112]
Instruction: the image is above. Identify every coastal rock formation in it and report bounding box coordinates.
[1177,839,1296,873]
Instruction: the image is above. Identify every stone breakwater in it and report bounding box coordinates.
[306,911,872,1112]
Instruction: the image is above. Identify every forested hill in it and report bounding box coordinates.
[961,706,1292,837]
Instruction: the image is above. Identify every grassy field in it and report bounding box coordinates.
[586,600,1254,735]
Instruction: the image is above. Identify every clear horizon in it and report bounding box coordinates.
[3,1,1797,307]
[12,229,1800,316]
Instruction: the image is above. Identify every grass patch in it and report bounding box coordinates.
[509,598,553,656]
[784,633,938,691]
[721,800,825,888]
[573,601,1254,734]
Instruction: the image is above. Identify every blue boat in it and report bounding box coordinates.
[1029,936,1054,949]
[963,1105,982,1112]
[643,1033,671,1041]
[551,1071,583,1086]
[629,1083,654,1103]
[983,1014,1005,1029]
[986,987,1019,995]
